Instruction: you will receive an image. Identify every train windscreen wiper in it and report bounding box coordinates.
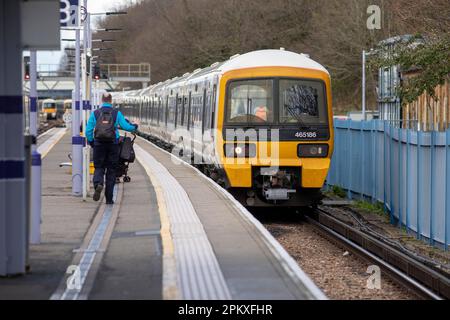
[284,104,308,128]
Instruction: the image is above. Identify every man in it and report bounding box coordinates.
[254,105,269,122]
[86,93,138,204]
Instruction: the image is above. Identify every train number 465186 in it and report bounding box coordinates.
[295,131,317,138]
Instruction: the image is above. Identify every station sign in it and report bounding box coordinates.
[60,0,79,27]
[21,0,61,50]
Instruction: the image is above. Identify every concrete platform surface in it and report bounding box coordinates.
[0,130,325,300]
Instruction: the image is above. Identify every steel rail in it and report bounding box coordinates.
[306,208,449,300]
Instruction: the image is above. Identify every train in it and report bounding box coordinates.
[41,99,58,120]
[41,98,67,120]
[63,99,72,113]
[113,49,334,207]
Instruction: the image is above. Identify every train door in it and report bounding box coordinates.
[165,95,169,127]
[187,92,192,130]
[202,88,207,134]
[174,93,179,128]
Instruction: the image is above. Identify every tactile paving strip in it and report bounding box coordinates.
[135,144,231,300]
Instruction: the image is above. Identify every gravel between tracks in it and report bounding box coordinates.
[265,221,420,300]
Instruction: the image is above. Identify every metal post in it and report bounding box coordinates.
[87,11,92,194]
[0,0,27,276]
[95,79,100,109]
[81,1,91,200]
[72,12,83,196]
[81,2,87,200]
[362,50,366,121]
[29,51,41,244]
[24,134,32,271]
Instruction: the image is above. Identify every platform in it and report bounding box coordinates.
[0,129,325,300]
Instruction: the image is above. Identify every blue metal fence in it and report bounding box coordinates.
[327,119,450,249]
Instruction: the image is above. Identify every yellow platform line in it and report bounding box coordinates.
[38,128,67,159]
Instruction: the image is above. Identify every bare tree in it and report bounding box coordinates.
[95,0,449,110]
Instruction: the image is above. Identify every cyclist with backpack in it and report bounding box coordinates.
[86,93,138,204]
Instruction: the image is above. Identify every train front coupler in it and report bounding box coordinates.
[259,167,297,202]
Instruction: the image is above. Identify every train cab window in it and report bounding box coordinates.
[279,79,327,125]
[43,102,56,109]
[226,79,274,124]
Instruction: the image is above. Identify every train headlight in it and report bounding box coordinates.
[224,143,256,158]
[298,144,329,158]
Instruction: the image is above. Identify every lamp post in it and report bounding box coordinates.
[79,3,125,199]
[80,0,90,200]
[72,9,83,197]
[362,50,367,121]
[29,50,41,244]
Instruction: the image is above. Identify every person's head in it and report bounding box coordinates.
[102,93,112,104]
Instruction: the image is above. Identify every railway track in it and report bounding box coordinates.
[37,120,64,137]
[139,131,449,300]
[305,208,450,300]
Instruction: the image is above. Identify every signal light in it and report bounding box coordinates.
[93,64,100,80]
[24,56,30,80]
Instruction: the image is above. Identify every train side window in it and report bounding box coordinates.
[146,98,149,123]
[150,97,155,124]
[156,98,159,124]
[201,89,207,133]
[180,96,186,126]
[165,95,169,126]
[145,100,148,123]
[152,98,155,124]
[192,95,203,129]
[204,93,210,131]
[169,96,175,125]
[190,96,195,128]
[199,96,204,127]
[153,98,156,123]
[175,94,180,127]
[157,98,161,125]
[211,84,217,129]
[190,96,195,129]
[186,93,192,130]
[143,100,146,123]
[183,96,190,128]
[168,97,172,124]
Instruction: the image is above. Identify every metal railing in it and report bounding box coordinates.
[102,63,151,79]
[33,64,75,78]
[327,119,450,250]
[32,63,151,80]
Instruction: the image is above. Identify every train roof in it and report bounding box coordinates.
[120,49,329,98]
[217,49,329,75]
